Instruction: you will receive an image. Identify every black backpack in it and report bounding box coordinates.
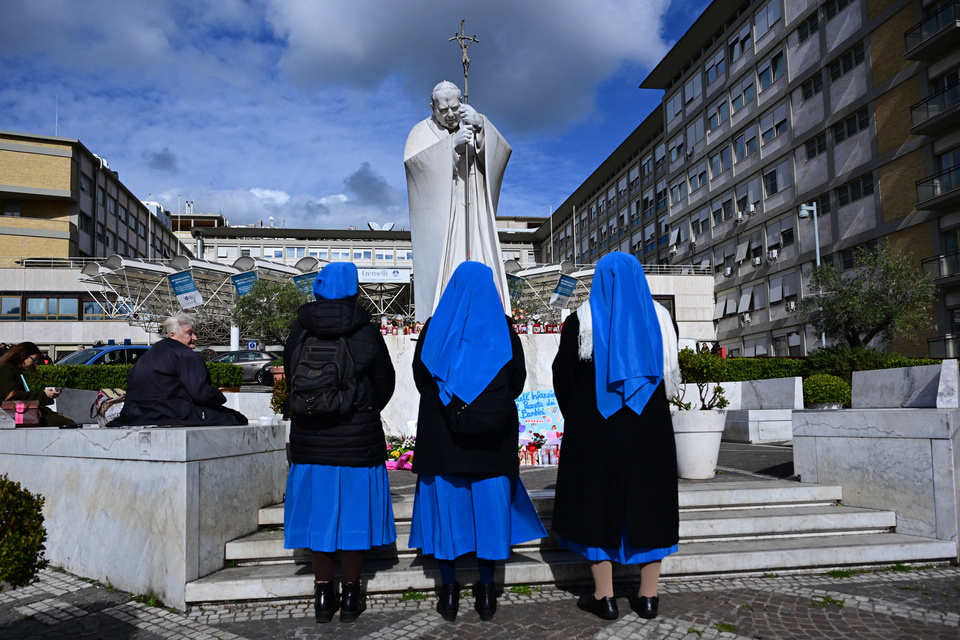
[288,331,358,419]
[442,365,516,436]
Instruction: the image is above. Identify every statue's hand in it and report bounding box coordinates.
[453,127,474,150]
[458,105,482,131]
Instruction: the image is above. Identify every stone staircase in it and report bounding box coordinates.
[184,479,956,605]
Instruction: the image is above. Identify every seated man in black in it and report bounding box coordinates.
[108,314,246,427]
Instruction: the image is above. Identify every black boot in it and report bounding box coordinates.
[313,581,338,623]
[436,582,460,622]
[473,582,497,621]
[339,582,366,623]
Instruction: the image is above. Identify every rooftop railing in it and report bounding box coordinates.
[904,1,960,53]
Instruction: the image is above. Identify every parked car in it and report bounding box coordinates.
[210,350,277,385]
[56,345,150,366]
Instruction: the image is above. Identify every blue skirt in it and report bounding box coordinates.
[559,523,678,565]
[284,463,397,552]
[409,474,548,561]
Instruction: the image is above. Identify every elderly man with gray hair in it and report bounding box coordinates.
[107,314,246,427]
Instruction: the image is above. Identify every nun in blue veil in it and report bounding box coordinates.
[551,252,681,622]
[409,261,547,623]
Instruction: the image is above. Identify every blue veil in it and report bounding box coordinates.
[420,261,512,405]
[589,252,664,418]
[313,262,359,300]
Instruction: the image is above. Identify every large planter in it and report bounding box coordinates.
[672,410,726,480]
[270,366,285,382]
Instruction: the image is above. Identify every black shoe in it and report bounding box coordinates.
[339,582,366,623]
[436,583,460,622]
[313,581,339,623]
[632,595,659,619]
[577,593,618,620]
[473,582,497,621]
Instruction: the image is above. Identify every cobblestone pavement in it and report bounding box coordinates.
[2,565,957,639]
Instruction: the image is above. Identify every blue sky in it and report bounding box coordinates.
[1,0,706,230]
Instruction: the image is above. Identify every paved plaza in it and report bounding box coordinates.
[2,444,958,639]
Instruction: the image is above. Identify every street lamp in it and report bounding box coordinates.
[798,202,826,347]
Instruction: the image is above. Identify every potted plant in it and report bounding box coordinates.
[802,374,850,409]
[269,359,285,382]
[670,348,730,480]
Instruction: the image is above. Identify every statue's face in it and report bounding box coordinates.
[432,91,461,131]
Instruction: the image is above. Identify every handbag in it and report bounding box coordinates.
[2,400,42,427]
[91,388,126,427]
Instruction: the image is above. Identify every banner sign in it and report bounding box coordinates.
[506,273,524,304]
[293,271,319,298]
[358,268,411,284]
[514,389,564,442]
[231,271,258,296]
[549,274,577,309]
[167,271,203,309]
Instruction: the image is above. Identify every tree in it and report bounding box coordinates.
[796,242,935,349]
[230,280,308,347]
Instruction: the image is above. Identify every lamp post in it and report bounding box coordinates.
[798,202,826,347]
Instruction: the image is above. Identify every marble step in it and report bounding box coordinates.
[187,532,956,604]
[257,480,843,526]
[229,504,894,564]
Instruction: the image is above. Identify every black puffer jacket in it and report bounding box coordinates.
[411,315,525,478]
[283,299,395,467]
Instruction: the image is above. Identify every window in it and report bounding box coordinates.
[666,91,683,121]
[286,247,306,259]
[768,271,797,304]
[643,189,655,217]
[731,76,756,113]
[670,179,688,204]
[265,247,283,259]
[708,99,729,130]
[729,22,752,62]
[138,220,146,238]
[2,203,20,217]
[829,43,865,82]
[758,51,785,90]
[710,146,732,177]
[118,206,127,222]
[691,208,711,236]
[806,132,827,159]
[684,74,703,102]
[763,160,792,197]
[801,73,823,100]
[689,163,707,192]
[734,128,758,161]
[218,246,239,259]
[755,0,782,39]
[80,174,91,193]
[641,154,653,177]
[832,107,869,143]
[816,192,832,216]
[598,198,605,213]
[837,174,874,206]
[712,197,734,224]
[654,143,666,167]
[26,297,79,320]
[766,217,795,250]
[1,296,21,320]
[798,13,819,43]
[656,181,668,211]
[376,249,394,261]
[241,246,261,258]
[608,186,617,204]
[825,0,851,21]
[95,223,104,245]
[760,103,789,144]
[706,49,725,85]
[736,177,761,213]
[353,249,363,260]
[687,117,705,148]
[97,189,105,206]
[669,135,685,162]
[628,166,639,186]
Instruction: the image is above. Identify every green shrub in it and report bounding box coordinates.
[270,376,287,416]
[0,474,47,589]
[674,348,729,410]
[207,363,243,388]
[803,374,851,406]
[28,363,243,391]
[801,346,894,384]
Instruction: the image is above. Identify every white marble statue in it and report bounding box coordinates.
[404,80,512,321]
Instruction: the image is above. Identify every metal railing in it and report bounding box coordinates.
[928,335,960,358]
[917,166,960,203]
[921,250,960,279]
[904,1,960,52]
[911,85,960,126]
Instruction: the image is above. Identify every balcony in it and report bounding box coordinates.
[916,166,960,210]
[904,1,960,60]
[910,85,960,135]
[922,250,960,282]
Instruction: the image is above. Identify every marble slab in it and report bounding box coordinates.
[738,377,803,410]
[852,360,960,409]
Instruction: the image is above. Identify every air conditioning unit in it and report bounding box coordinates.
[690,236,698,246]
[723,266,733,276]
[752,256,762,267]
[768,249,779,260]
[741,312,752,324]
[670,244,678,255]
[685,148,694,158]
[748,203,757,214]
[735,211,744,222]
[785,300,797,312]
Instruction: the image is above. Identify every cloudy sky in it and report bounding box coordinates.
[1,0,705,230]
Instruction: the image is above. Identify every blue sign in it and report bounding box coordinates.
[549,274,578,309]
[232,271,258,296]
[167,271,203,309]
[247,340,258,350]
[293,271,319,298]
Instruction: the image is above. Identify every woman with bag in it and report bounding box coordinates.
[551,252,681,621]
[0,342,75,426]
[282,262,396,624]
[409,261,547,622]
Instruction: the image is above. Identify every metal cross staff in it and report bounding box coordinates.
[449,20,478,104]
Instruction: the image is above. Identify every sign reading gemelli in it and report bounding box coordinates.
[167,271,203,309]
[358,268,411,284]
